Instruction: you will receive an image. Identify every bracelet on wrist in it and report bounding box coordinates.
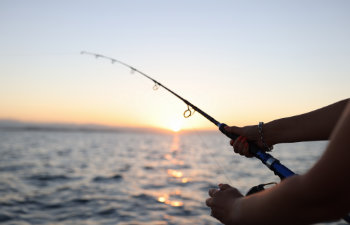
[258,122,273,151]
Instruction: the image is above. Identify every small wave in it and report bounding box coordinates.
[111,174,123,179]
[0,201,14,207]
[13,198,43,206]
[0,213,12,222]
[92,174,123,182]
[142,184,165,190]
[27,174,70,182]
[44,203,64,209]
[71,198,91,204]
[56,148,72,156]
[131,193,155,202]
[97,207,117,216]
[143,166,154,170]
[0,184,18,194]
[119,164,131,172]
[0,163,35,172]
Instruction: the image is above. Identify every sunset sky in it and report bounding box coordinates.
[1,0,349,131]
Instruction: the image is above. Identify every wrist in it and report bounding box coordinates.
[258,122,274,151]
[262,122,279,146]
[229,197,243,225]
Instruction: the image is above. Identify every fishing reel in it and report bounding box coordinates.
[246,182,277,196]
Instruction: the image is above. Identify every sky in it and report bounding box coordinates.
[0,0,349,131]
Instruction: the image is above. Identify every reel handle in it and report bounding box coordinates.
[246,182,277,196]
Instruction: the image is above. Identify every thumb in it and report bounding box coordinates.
[224,126,243,135]
[218,183,232,191]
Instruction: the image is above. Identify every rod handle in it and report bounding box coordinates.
[218,123,295,179]
[218,123,257,154]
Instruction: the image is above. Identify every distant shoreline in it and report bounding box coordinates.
[0,119,216,134]
[0,119,168,134]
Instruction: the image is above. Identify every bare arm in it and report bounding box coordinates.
[264,98,349,145]
[208,101,350,224]
[225,99,349,156]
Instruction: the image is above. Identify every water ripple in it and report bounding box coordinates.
[92,174,123,182]
[0,131,333,225]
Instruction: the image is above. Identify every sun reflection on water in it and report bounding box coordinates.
[167,169,183,178]
[157,190,184,207]
[154,134,189,208]
[181,177,189,183]
[170,135,179,152]
[164,154,184,165]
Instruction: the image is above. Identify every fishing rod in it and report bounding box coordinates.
[82,51,350,223]
[81,51,295,180]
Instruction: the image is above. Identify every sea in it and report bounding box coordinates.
[0,129,347,225]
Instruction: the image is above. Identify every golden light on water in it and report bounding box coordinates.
[167,169,183,178]
[164,154,172,160]
[153,135,187,208]
[169,201,183,207]
[181,178,189,183]
[170,135,179,152]
[157,191,184,207]
[157,196,166,203]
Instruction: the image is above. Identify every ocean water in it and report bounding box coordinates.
[0,130,346,225]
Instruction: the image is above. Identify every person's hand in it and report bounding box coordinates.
[206,184,243,225]
[225,125,272,158]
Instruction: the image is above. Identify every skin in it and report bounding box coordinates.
[206,99,350,225]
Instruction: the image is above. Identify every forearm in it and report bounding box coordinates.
[233,175,344,225]
[233,175,307,225]
[264,99,349,145]
[232,101,350,224]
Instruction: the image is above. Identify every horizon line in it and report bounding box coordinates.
[0,119,217,133]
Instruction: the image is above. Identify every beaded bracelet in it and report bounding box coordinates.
[258,122,273,151]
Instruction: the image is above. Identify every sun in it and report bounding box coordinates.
[169,118,183,132]
[170,122,181,132]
